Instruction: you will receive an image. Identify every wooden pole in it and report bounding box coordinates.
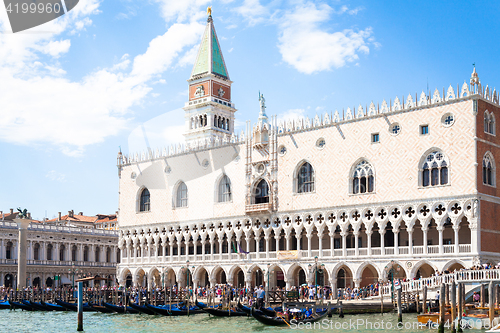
[481,283,485,308]
[438,283,445,333]
[446,283,450,306]
[489,281,495,329]
[381,288,384,314]
[451,281,456,333]
[397,288,402,323]
[77,281,83,331]
[416,289,420,313]
[457,283,463,333]
[423,286,428,313]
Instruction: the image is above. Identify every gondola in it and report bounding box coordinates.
[24,300,47,311]
[103,302,139,314]
[250,306,328,326]
[237,302,251,314]
[40,301,66,311]
[0,300,11,310]
[90,303,115,313]
[128,302,156,315]
[55,299,96,312]
[259,306,276,317]
[145,304,204,316]
[203,307,247,317]
[10,301,34,311]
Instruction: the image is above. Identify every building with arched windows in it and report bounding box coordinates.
[115,14,500,293]
[0,209,119,288]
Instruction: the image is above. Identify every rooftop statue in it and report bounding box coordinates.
[17,207,28,219]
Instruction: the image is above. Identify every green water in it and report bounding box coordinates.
[1,311,488,333]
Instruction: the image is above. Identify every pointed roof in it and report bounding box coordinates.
[190,15,229,80]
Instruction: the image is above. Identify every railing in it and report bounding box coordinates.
[322,250,331,257]
[346,249,355,256]
[359,249,367,256]
[399,247,409,255]
[459,244,471,253]
[443,245,454,254]
[413,246,424,254]
[372,248,381,255]
[245,203,273,213]
[428,245,439,254]
[311,250,319,258]
[333,249,342,257]
[385,248,394,255]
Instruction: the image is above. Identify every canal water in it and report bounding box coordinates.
[3,310,489,333]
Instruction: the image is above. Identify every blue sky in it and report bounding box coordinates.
[0,0,499,220]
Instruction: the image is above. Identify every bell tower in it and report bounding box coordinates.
[183,9,236,144]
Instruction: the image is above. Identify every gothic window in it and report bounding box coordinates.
[483,153,495,186]
[47,244,53,260]
[421,151,449,187]
[176,182,188,207]
[296,162,315,193]
[34,243,40,260]
[139,188,150,212]
[351,160,375,194]
[485,111,496,135]
[83,246,89,262]
[6,241,12,259]
[59,245,65,261]
[218,175,232,202]
[254,179,269,204]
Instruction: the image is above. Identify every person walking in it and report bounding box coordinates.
[256,285,265,309]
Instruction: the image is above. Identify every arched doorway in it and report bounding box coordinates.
[232,267,245,288]
[33,277,41,288]
[336,266,353,289]
[384,262,406,280]
[46,277,53,287]
[360,264,379,287]
[4,274,14,288]
[269,265,285,289]
[196,267,210,287]
[445,262,465,274]
[415,263,435,278]
[214,267,226,284]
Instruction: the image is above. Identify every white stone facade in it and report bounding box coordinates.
[0,221,119,288]
[116,15,500,293]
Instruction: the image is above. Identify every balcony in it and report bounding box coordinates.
[245,203,273,214]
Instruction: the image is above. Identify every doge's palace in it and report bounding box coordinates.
[116,13,500,293]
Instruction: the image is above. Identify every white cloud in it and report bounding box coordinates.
[277,108,307,123]
[153,0,210,23]
[0,1,208,156]
[46,170,66,182]
[277,1,372,74]
[234,0,268,26]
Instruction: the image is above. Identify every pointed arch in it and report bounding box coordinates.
[217,174,232,202]
[175,181,188,207]
[483,151,495,186]
[419,149,450,187]
[295,160,315,193]
[350,159,375,194]
[253,178,270,204]
[139,187,150,212]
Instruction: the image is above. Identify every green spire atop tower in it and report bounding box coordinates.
[190,10,229,79]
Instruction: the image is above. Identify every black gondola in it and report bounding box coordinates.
[90,303,115,313]
[0,300,11,310]
[250,306,328,326]
[55,299,96,312]
[40,301,66,311]
[103,302,139,314]
[25,300,47,311]
[203,307,247,317]
[237,302,251,314]
[128,302,156,315]
[10,301,34,311]
[145,304,204,316]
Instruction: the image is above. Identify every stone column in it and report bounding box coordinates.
[201,240,205,261]
[437,226,444,254]
[354,232,359,256]
[329,233,334,256]
[295,234,301,251]
[307,233,312,258]
[408,229,413,255]
[318,231,323,258]
[380,230,385,255]
[275,236,280,253]
[0,239,3,259]
[16,218,30,289]
[470,218,479,254]
[170,244,174,262]
[255,236,260,259]
[246,237,250,255]
[453,226,460,254]
[330,278,337,299]
[422,228,428,254]
[286,235,291,251]
[353,278,361,288]
[341,232,347,257]
[218,240,223,260]
[265,236,270,258]
[210,240,215,261]
[394,230,399,255]
[366,231,372,256]
[54,243,59,261]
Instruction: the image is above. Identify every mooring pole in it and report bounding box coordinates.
[77,281,83,331]
[397,288,402,323]
[423,286,428,313]
[451,281,456,333]
[489,281,495,329]
[416,289,420,314]
[481,283,485,308]
[381,288,384,314]
[438,283,445,333]
[457,283,463,333]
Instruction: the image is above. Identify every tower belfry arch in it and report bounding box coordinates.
[183,11,236,145]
